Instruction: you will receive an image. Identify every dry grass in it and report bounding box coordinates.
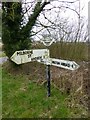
[33,42,88,61]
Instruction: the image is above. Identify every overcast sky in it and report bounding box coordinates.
[58,0,90,19]
[81,0,89,18]
[25,0,89,19]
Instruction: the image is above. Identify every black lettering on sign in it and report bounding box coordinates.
[52,61,55,64]
[31,58,35,61]
[61,63,70,67]
[72,65,73,68]
[67,64,70,67]
[61,63,66,66]
[28,54,31,58]
[31,56,42,61]
[17,50,33,56]
[17,51,23,55]
[57,62,60,65]
[52,61,60,65]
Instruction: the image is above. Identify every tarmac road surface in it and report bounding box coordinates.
[0,57,8,64]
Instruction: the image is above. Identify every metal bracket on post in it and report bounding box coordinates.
[46,65,51,97]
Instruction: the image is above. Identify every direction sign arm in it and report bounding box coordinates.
[51,58,80,70]
[10,49,50,65]
[38,57,79,70]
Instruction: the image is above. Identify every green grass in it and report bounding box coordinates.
[2,68,70,118]
[0,65,2,119]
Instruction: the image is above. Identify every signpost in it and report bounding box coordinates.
[51,58,79,70]
[46,65,51,97]
[11,40,80,97]
[38,58,79,71]
[11,49,49,65]
[41,39,55,46]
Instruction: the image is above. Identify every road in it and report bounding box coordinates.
[0,57,8,64]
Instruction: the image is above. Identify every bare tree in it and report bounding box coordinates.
[28,0,83,42]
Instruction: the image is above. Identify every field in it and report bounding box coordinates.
[1,42,89,118]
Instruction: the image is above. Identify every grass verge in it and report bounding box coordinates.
[0,51,6,57]
[0,65,2,119]
[2,67,70,118]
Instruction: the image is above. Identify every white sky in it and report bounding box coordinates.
[26,0,90,19]
[44,0,90,21]
[34,0,90,41]
[80,0,90,18]
[58,0,90,19]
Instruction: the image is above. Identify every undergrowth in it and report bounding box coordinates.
[33,42,88,61]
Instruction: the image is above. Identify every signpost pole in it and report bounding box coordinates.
[46,65,51,97]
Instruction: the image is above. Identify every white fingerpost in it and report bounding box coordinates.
[41,39,55,46]
[11,49,49,65]
[51,58,79,71]
[41,37,55,97]
[11,39,80,97]
[40,38,79,97]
